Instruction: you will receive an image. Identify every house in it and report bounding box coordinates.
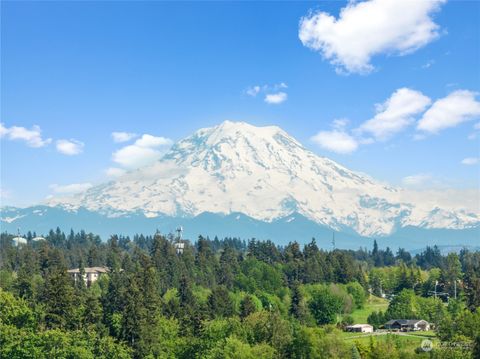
[67,266,109,286]
[384,319,430,331]
[345,324,374,333]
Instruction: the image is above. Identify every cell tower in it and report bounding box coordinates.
[332,232,336,250]
[176,226,183,241]
[174,226,185,254]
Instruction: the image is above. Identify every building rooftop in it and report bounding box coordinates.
[385,319,427,325]
[347,324,373,328]
[67,266,109,274]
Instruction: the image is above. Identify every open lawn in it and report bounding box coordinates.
[349,295,389,324]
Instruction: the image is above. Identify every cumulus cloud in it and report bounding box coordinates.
[360,88,431,140]
[56,139,84,155]
[312,87,480,155]
[299,0,445,74]
[264,92,288,105]
[112,134,173,169]
[417,90,480,133]
[112,131,137,143]
[311,129,358,154]
[0,123,52,147]
[50,183,93,194]
[461,157,479,166]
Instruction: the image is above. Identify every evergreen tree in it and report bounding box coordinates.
[240,294,257,320]
[40,249,75,329]
[208,285,234,318]
[289,281,307,323]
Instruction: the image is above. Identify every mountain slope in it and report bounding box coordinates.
[1,205,478,249]
[43,121,479,237]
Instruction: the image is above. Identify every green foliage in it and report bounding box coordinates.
[239,294,258,319]
[236,258,284,295]
[0,231,479,358]
[367,311,385,329]
[346,281,367,309]
[0,289,36,329]
[385,289,417,320]
[208,285,235,318]
[206,336,275,359]
[0,325,131,359]
[308,286,343,325]
[289,325,351,358]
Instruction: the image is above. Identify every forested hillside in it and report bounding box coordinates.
[0,230,479,358]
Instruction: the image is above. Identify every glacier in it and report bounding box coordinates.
[2,121,479,245]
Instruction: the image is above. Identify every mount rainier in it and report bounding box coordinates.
[2,121,479,248]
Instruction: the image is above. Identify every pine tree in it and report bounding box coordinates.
[40,249,75,329]
[208,285,234,318]
[218,247,238,289]
[240,295,257,320]
[289,281,307,323]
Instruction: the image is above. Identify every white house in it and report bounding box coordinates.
[345,324,374,333]
[68,266,109,286]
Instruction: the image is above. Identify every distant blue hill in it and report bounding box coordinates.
[1,205,479,250]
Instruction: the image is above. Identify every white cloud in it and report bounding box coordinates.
[0,123,52,147]
[360,88,431,140]
[0,123,8,136]
[299,0,445,74]
[332,118,349,130]
[264,92,288,104]
[112,134,173,169]
[135,134,172,147]
[246,83,289,101]
[56,139,84,155]
[311,129,358,154]
[50,183,93,194]
[105,167,127,177]
[112,131,137,143]
[461,157,479,166]
[246,85,261,97]
[402,173,432,187]
[417,90,480,133]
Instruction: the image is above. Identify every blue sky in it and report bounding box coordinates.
[1,0,479,207]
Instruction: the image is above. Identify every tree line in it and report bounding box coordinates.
[0,229,479,358]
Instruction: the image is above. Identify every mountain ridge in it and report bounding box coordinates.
[1,205,478,250]
[4,121,480,240]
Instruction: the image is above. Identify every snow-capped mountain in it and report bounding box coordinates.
[43,121,479,238]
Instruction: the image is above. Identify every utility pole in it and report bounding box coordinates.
[434,280,438,299]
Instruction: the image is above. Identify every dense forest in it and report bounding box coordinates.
[0,229,479,358]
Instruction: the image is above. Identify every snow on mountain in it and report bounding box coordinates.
[45,121,479,237]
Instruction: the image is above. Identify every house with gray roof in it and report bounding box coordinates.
[384,319,430,331]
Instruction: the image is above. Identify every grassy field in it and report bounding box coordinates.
[341,331,439,355]
[341,295,440,354]
[349,295,389,324]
